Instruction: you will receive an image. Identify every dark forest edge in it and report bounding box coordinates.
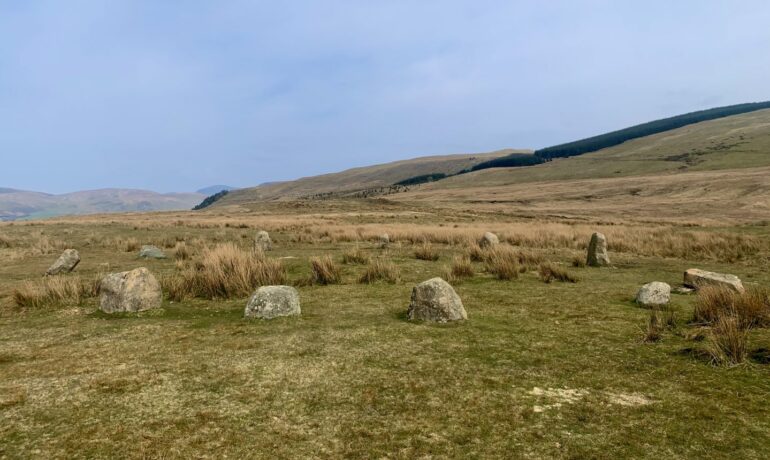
[394,101,770,186]
[193,190,229,210]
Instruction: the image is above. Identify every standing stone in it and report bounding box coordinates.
[255,231,273,251]
[45,249,81,275]
[479,232,500,248]
[407,277,467,323]
[138,245,167,259]
[378,233,390,248]
[635,282,671,307]
[683,269,744,293]
[99,267,162,313]
[244,286,300,319]
[586,232,610,267]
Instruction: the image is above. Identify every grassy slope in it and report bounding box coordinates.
[219,149,525,204]
[1,217,770,458]
[426,108,770,189]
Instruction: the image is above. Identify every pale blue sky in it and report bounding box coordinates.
[1,1,769,193]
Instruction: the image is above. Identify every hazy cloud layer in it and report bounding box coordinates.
[2,1,769,193]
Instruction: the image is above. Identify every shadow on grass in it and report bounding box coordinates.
[749,348,770,364]
[675,346,713,365]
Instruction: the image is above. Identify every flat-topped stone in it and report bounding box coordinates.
[683,268,744,292]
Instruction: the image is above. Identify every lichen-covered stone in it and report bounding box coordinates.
[684,269,744,292]
[407,277,467,323]
[45,249,80,275]
[245,285,300,319]
[479,232,500,248]
[586,232,610,267]
[138,245,166,259]
[100,267,162,313]
[635,282,671,307]
[255,231,273,251]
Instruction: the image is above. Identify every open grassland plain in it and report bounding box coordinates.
[2,204,770,458]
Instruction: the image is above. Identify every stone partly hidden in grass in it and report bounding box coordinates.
[684,268,745,293]
[635,281,671,307]
[407,277,467,323]
[100,267,162,313]
[586,232,611,267]
[45,249,80,275]
[244,285,300,319]
[378,233,390,248]
[255,230,273,251]
[479,231,499,248]
[138,245,167,259]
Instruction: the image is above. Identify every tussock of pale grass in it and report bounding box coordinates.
[115,237,140,252]
[484,246,521,281]
[414,243,439,261]
[12,275,100,309]
[571,256,586,268]
[538,262,578,283]
[693,285,770,329]
[0,234,11,248]
[445,255,474,282]
[309,255,342,285]
[342,247,370,265]
[173,241,192,260]
[706,314,750,366]
[358,259,400,284]
[642,309,663,343]
[163,243,286,301]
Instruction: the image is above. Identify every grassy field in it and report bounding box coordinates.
[2,205,770,458]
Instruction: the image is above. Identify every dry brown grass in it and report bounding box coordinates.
[484,246,521,281]
[414,243,440,261]
[173,241,192,260]
[538,262,578,284]
[115,236,140,252]
[643,309,663,343]
[309,255,342,285]
[706,314,750,366]
[12,275,100,309]
[342,247,370,265]
[163,243,286,300]
[445,255,474,282]
[358,258,400,284]
[693,286,770,329]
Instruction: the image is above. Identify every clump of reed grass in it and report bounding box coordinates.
[538,262,578,283]
[342,247,370,265]
[358,259,400,284]
[444,255,474,282]
[484,246,521,280]
[12,275,100,309]
[163,243,286,301]
[309,255,342,285]
[414,243,440,261]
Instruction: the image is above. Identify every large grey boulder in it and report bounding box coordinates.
[586,232,611,267]
[635,282,671,307]
[407,277,467,323]
[100,267,162,313]
[245,285,300,319]
[45,249,80,275]
[138,245,167,259]
[255,231,273,251]
[684,269,744,293]
[479,232,500,248]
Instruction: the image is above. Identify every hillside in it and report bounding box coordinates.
[0,188,204,221]
[217,150,524,204]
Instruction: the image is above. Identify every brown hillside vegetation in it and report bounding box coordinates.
[219,149,525,203]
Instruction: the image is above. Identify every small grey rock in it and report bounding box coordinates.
[407,277,467,323]
[586,232,611,267]
[45,249,80,275]
[245,285,300,319]
[100,267,162,313]
[635,282,671,307]
[138,245,166,259]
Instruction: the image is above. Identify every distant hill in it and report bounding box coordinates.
[0,188,205,221]
[217,150,525,205]
[196,185,237,195]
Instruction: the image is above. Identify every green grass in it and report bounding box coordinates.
[1,219,770,458]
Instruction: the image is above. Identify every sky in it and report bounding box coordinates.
[1,1,769,194]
